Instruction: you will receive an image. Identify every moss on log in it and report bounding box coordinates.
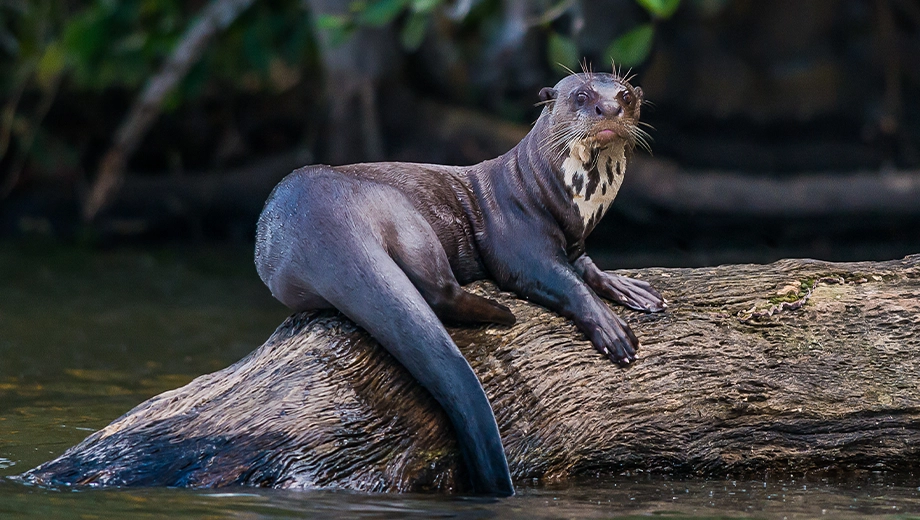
[22,255,920,492]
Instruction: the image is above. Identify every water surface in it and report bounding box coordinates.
[1,242,918,519]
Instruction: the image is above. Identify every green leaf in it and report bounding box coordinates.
[112,32,147,54]
[36,41,65,88]
[243,24,271,72]
[411,0,441,13]
[315,14,349,31]
[635,0,680,19]
[400,11,429,50]
[315,14,353,47]
[359,0,409,26]
[605,23,654,68]
[61,11,106,66]
[547,32,579,72]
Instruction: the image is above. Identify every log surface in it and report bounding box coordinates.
[22,255,920,492]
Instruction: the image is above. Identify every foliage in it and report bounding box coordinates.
[314,0,681,69]
[636,0,681,19]
[0,0,681,190]
[60,1,183,89]
[605,23,654,69]
[606,0,681,68]
[0,0,315,183]
[0,0,681,114]
[314,0,443,52]
[547,31,580,71]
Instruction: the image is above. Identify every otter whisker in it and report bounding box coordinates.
[539,124,586,148]
[541,133,584,161]
[558,134,586,163]
[621,67,635,83]
[558,62,577,76]
[557,128,588,149]
[587,148,601,171]
[636,127,653,145]
[627,126,653,154]
[538,130,576,156]
[635,138,652,154]
[545,127,588,164]
[538,129,567,149]
[630,124,653,139]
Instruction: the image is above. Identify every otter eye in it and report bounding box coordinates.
[621,91,632,105]
[575,92,588,106]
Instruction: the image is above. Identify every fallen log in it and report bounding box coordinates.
[22,255,920,492]
[86,102,920,238]
[621,159,920,217]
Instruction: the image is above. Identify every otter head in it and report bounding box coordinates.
[537,72,647,233]
[538,72,645,157]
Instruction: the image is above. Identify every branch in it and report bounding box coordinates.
[82,0,257,222]
[623,158,920,216]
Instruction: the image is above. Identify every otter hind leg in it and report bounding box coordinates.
[387,222,515,326]
[434,288,516,327]
[410,266,515,326]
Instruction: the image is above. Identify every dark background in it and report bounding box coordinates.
[2,0,919,267]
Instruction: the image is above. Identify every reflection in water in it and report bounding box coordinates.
[2,477,920,519]
[1,243,918,519]
[0,243,290,475]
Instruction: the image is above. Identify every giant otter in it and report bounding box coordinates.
[254,71,666,496]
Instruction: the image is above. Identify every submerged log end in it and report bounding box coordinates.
[21,255,920,492]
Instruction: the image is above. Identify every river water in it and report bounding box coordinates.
[1,242,918,519]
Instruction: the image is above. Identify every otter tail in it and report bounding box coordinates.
[307,246,514,495]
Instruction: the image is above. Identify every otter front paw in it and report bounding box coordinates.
[585,312,640,365]
[590,273,666,313]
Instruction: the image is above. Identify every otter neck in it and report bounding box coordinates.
[558,138,627,235]
[459,118,630,262]
[511,115,629,240]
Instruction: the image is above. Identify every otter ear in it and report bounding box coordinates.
[634,86,643,101]
[538,87,557,102]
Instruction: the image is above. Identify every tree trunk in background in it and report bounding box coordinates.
[306,0,401,165]
[22,255,920,493]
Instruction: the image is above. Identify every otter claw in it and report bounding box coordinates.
[599,274,666,313]
[588,315,639,366]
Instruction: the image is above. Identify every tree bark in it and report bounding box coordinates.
[22,255,920,493]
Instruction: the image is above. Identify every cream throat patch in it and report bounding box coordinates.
[560,139,626,233]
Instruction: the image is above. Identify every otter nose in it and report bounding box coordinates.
[594,100,624,118]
